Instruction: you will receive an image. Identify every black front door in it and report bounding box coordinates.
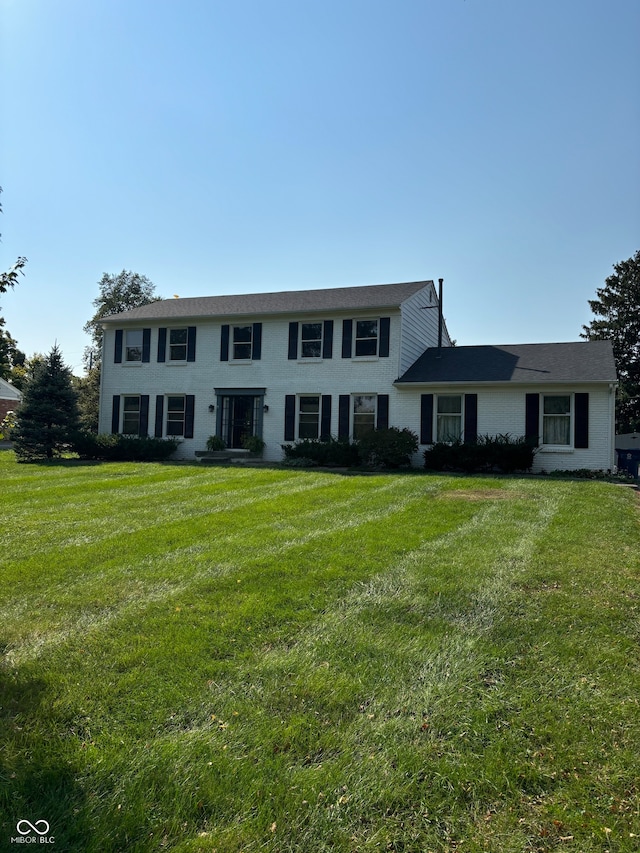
[227,395,255,448]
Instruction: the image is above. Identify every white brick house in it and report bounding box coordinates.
[99,280,617,472]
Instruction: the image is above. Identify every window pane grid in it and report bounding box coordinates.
[125,330,143,362]
[353,394,376,439]
[122,396,140,434]
[298,395,320,439]
[300,324,322,358]
[233,326,252,360]
[354,320,378,357]
[169,328,188,361]
[166,396,186,436]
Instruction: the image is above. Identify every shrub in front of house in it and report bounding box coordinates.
[281,436,360,467]
[424,434,536,474]
[71,432,180,462]
[357,427,419,468]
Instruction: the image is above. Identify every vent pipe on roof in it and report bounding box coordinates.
[438,278,443,349]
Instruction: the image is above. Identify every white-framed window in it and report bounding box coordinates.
[166,395,186,436]
[125,330,143,362]
[542,395,571,446]
[353,394,376,439]
[233,325,253,360]
[298,395,320,439]
[169,328,188,361]
[436,395,462,442]
[300,323,323,359]
[122,395,141,434]
[354,320,378,357]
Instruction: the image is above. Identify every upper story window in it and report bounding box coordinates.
[300,323,323,358]
[220,323,262,361]
[436,395,463,442]
[125,330,143,362]
[355,320,379,357]
[542,395,571,445]
[233,325,253,360]
[341,318,390,359]
[288,320,333,360]
[169,328,188,361]
[115,328,150,363]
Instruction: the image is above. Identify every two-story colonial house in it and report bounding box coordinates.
[99,279,617,472]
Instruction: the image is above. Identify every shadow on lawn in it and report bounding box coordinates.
[0,663,92,850]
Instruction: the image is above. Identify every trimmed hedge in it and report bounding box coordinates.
[357,427,419,468]
[423,434,536,474]
[71,432,180,462]
[281,436,360,467]
[282,428,419,469]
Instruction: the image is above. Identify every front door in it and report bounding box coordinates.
[230,395,254,448]
[216,390,265,449]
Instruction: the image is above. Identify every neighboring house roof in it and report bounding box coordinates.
[396,341,617,385]
[615,433,640,450]
[0,377,22,400]
[102,280,432,324]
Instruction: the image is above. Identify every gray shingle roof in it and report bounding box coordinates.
[397,341,617,384]
[102,280,431,323]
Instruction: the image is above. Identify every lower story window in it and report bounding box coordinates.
[437,395,462,442]
[299,395,320,439]
[353,394,376,439]
[543,395,571,445]
[166,395,186,436]
[122,396,141,434]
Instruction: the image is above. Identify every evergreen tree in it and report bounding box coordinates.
[13,344,80,460]
[582,250,640,433]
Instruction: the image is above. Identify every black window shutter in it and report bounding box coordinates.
[187,326,197,362]
[420,394,434,444]
[284,395,296,441]
[157,328,167,362]
[341,319,353,359]
[114,330,123,363]
[464,394,478,444]
[525,393,540,446]
[288,322,299,360]
[142,329,151,363]
[252,323,262,360]
[154,395,164,438]
[323,320,333,359]
[111,395,121,433]
[320,395,332,439]
[220,325,230,361]
[379,318,391,358]
[139,395,150,436]
[185,395,195,438]
[338,395,350,438]
[574,393,589,448]
[377,394,389,429]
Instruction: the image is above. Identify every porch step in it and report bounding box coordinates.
[194,449,263,464]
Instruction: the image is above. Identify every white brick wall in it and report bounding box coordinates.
[100,316,615,472]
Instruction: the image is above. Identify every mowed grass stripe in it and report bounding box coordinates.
[73,483,559,850]
[2,475,446,662]
[0,467,340,557]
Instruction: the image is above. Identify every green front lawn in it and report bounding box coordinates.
[1,451,639,851]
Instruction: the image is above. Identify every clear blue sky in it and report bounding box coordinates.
[1,0,639,374]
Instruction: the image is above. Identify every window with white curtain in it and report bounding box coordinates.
[543,395,571,445]
[436,395,462,442]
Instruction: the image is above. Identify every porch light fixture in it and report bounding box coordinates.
[263,404,269,413]
[208,404,215,412]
